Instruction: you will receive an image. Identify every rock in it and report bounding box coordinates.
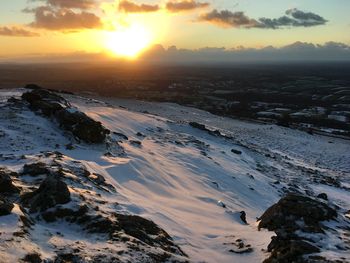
[317,193,328,200]
[23,253,42,263]
[229,239,253,254]
[0,168,20,194]
[136,132,145,137]
[22,88,109,143]
[240,211,248,224]
[24,84,43,90]
[22,176,71,212]
[130,140,142,147]
[22,89,68,111]
[258,193,336,233]
[231,149,242,155]
[55,109,109,143]
[259,194,337,263]
[0,196,14,216]
[113,132,128,140]
[22,162,50,176]
[189,122,207,131]
[264,238,319,263]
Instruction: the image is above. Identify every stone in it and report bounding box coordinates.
[0,168,20,194]
[22,162,50,176]
[22,176,71,213]
[0,196,14,216]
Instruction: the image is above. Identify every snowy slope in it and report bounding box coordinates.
[0,89,349,263]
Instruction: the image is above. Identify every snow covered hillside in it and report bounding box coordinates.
[0,87,349,263]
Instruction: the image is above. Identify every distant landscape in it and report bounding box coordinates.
[1,62,349,137]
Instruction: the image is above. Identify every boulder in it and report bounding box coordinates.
[259,194,337,263]
[0,168,20,194]
[317,193,328,200]
[23,253,42,263]
[264,238,319,263]
[258,193,336,233]
[55,110,109,143]
[22,162,50,176]
[22,176,71,213]
[0,196,14,216]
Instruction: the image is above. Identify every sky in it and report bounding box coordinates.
[0,0,350,61]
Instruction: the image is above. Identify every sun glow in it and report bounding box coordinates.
[105,24,152,58]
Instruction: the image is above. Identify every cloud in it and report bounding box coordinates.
[198,9,259,28]
[30,0,96,10]
[119,0,159,13]
[139,42,350,63]
[0,26,40,37]
[166,0,209,13]
[257,8,328,29]
[26,6,102,30]
[199,8,327,29]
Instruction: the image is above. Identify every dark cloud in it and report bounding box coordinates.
[199,8,327,29]
[258,8,328,29]
[119,0,159,13]
[198,9,258,28]
[30,0,96,10]
[0,26,40,37]
[166,0,209,13]
[26,6,102,30]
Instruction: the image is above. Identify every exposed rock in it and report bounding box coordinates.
[259,194,337,263]
[0,168,20,194]
[130,140,142,147]
[113,132,128,140]
[0,196,14,216]
[231,149,242,155]
[317,193,328,200]
[23,253,42,263]
[258,193,336,233]
[240,211,248,224]
[228,239,253,254]
[55,109,109,143]
[22,162,50,176]
[21,88,109,143]
[189,122,207,131]
[21,176,71,212]
[24,84,43,90]
[264,238,319,263]
[41,205,187,257]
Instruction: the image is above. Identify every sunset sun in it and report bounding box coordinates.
[105,24,152,58]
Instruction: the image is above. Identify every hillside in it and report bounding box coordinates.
[0,87,349,263]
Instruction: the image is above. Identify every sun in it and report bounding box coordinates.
[105,24,152,58]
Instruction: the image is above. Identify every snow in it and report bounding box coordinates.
[0,89,349,262]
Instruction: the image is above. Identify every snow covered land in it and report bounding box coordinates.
[0,88,349,263]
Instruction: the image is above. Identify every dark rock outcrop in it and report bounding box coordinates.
[23,253,42,263]
[21,87,109,143]
[22,162,50,176]
[317,193,328,201]
[0,196,14,216]
[259,193,337,263]
[21,176,71,212]
[0,168,20,194]
[258,193,336,233]
[265,238,319,263]
[40,205,187,257]
[55,109,109,143]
